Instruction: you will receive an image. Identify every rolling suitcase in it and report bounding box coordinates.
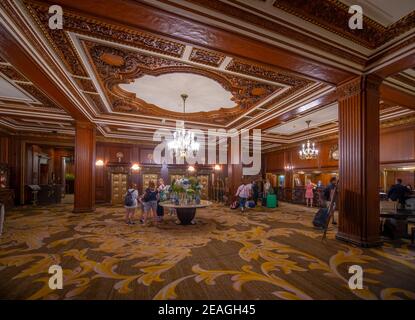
[313,207,329,228]
[266,194,277,208]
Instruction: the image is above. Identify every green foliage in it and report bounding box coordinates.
[65,173,75,181]
[171,183,184,194]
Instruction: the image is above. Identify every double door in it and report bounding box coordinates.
[111,173,128,205]
[142,174,158,192]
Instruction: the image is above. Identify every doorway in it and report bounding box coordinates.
[111,173,128,205]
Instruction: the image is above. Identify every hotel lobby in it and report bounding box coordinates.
[0,0,415,301]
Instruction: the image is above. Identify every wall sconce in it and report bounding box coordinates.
[284,164,294,171]
[95,159,104,166]
[214,164,221,171]
[131,163,141,171]
[188,165,195,172]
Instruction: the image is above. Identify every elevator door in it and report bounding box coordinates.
[111,173,128,205]
[197,175,209,199]
[142,174,158,192]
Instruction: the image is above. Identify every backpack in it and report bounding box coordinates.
[143,189,156,202]
[143,190,150,202]
[124,190,135,207]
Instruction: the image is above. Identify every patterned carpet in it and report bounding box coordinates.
[0,202,414,300]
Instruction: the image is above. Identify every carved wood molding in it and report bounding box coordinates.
[85,42,283,124]
[189,47,225,67]
[273,0,415,49]
[336,75,382,101]
[0,58,62,110]
[184,0,366,65]
[226,59,311,87]
[26,1,185,71]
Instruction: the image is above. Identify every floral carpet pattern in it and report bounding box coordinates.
[0,202,414,300]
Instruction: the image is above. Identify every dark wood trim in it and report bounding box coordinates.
[48,0,355,84]
[0,25,89,121]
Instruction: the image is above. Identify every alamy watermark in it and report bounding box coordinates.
[48,264,63,290]
[48,4,364,31]
[152,125,261,176]
[348,5,363,30]
[48,5,63,30]
[348,265,364,290]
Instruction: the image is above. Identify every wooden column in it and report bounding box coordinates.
[73,122,96,213]
[227,163,243,197]
[336,75,383,247]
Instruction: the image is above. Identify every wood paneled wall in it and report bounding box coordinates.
[0,134,22,204]
[264,125,415,173]
[264,139,339,173]
[380,126,415,164]
[95,142,141,203]
[0,136,10,164]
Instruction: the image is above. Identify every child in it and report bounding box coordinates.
[142,181,159,225]
[124,183,138,225]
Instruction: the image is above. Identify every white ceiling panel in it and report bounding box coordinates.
[267,103,338,135]
[0,75,34,102]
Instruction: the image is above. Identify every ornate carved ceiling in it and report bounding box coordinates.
[19,0,314,130]
[0,0,413,148]
[83,41,284,124]
[272,0,415,49]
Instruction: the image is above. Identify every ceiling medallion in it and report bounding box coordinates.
[298,120,319,160]
[168,94,200,159]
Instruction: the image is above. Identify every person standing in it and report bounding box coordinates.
[157,178,166,222]
[305,179,315,207]
[263,179,271,206]
[264,179,271,196]
[235,182,249,212]
[142,180,159,225]
[124,183,138,225]
[388,178,410,207]
[323,177,337,224]
[252,180,259,205]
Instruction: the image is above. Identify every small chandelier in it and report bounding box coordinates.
[168,94,200,158]
[299,120,319,160]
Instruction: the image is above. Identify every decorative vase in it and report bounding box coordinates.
[195,194,201,205]
[179,193,186,205]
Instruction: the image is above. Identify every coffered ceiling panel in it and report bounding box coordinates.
[0,75,34,103]
[119,73,235,113]
[267,104,338,135]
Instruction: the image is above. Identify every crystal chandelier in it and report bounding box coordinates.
[168,94,200,158]
[299,120,319,160]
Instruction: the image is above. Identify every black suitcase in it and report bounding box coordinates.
[313,207,329,228]
[156,203,164,216]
